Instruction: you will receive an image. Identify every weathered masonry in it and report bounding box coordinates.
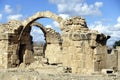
[0,11,119,75]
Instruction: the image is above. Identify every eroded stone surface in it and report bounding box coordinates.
[0,11,119,79]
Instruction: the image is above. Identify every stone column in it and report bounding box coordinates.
[0,33,9,68]
[116,46,120,71]
[45,28,62,64]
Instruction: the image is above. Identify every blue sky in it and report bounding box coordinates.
[0,0,120,46]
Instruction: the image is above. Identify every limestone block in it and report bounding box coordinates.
[0,34,9,40]
[71,60,81,68]
[106,49,118,71]
[94,46,107,54]
[62,53,73,67]
[45,44,62,64]
[76,67,82,73]
[72,54,82,60]
[90,40,97,47]
[71,32,91,41]
[71,67,78,74]
[71,41,81,47]
[2,53,9,68]
[10,54,19,65]
[116,46,120,71]
[23,50,34,64]
[68,46,77,54]
[71,32,81,41]
[62,40,70,47]
[62,47,68,54]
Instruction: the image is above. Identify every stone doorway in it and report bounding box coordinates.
[18,11,63,65]
[30,22,47,58]
[18,44,26,64]
[31,26,46,58]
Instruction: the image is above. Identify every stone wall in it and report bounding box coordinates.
[116,46,120,71]
[0,23,18,68]
[45,28,62,64]
[0,11,119,76]
[0,69,118,80]
[60,17,110,74]
[106,49,118,71]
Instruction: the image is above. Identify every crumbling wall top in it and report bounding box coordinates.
[0,20,23,34]
[63,16,87,27]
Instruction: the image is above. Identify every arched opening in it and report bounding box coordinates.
[18,11,63,40]
[30,22,47,58]
[30,26,45,57]
[18,11,63,65]
[18,22,47,65]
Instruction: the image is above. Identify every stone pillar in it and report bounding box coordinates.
[116,46,120,71]
[45,28,62,64]
[2,53,9,68]
[23,49,34,64]
[0,33,9,68]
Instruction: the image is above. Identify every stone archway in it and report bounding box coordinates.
[17,11,63,65]
[30,22,47,35]
[18,11,63,40]
[23,11,63,27]
[29,22,63,64]
[30,22,47,58]
[18,11,63,65]
[18,22,48,64]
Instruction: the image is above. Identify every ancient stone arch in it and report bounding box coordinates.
[18,19,62,64]
[30,22,47,57]
[23,11,63,27]
[1,11,119,76]
[30,22,47,35]
[17,11,64,63]
[19,11,63,40]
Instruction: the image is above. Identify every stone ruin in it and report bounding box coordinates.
[0,11,120,76]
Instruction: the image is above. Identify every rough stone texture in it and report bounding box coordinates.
[33,45,44,56]
[106,49,118,71]
[45,28,62,64]
[61,17,110,74]
[0,11,120,79]
[0,69,118,80]
[116,46,120,71]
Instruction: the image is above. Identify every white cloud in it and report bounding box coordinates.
[31,26,43,34]
[53,21,59,27]
[7,14,23,20]
[95,2,103,7]
[59,14,70,19]
[2,4,24,22]
[114,18,120,30]
[4,5,13,14]
[89,16,120,46]
[45,21,59,28]
[0,14,2,20]
[89,21,112,35]
[30,26,45,43]
[45,25,53,28]
[117,16,120,23]
[49,0,103,16]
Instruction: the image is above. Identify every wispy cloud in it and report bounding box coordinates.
[49,0,103,16]
[0,14,2,20]
[4,5,13,14]
[45,25,53,28]
[59,14,70,19]
[30,26,45,43]
[89,16,120,46]
[7,14,23,20]
[0,4,24,21]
